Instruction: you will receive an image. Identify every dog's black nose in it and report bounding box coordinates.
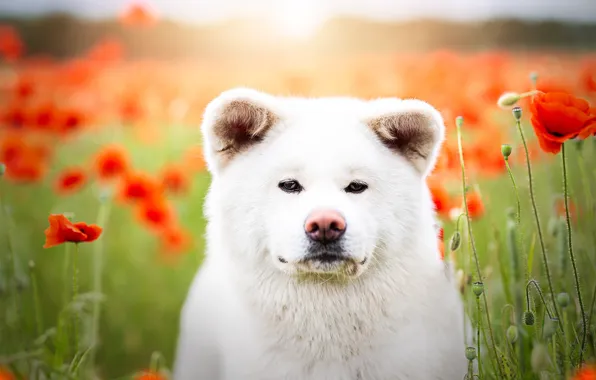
[304,209,346,243]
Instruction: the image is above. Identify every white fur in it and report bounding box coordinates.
[174,88,467,380]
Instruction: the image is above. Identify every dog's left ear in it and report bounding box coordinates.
[366,99,445,177]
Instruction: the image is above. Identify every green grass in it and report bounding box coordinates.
[1,119,596,379]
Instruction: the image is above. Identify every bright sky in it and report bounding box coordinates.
[1,0,595,38]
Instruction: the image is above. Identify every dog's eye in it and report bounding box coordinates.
[345,181,368,194]
[278,179,303,193]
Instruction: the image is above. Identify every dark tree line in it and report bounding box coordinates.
[2,13,596,59]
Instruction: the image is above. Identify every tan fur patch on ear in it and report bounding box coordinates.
[369,111,436,172]
[212,99,278,163]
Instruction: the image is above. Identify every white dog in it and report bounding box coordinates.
[174,88,466,380]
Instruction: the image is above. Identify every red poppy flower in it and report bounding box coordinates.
[0,25,24,62]
[73,222,103,243]
[54,167,87,195]
[160,224,192,255]
[43,214,103,248]
[118,171,162,203]
[87,38,124,63]
[0,367,14,380]
[530,92,596,154]
[93,144,130,181]
[160,163,190,195]
[135,195,175,231]
[428,179,452,217]
[461,190,484,219]
[119,3,158,27]
[572,365,596,380]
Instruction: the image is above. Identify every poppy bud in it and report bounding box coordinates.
[523,310,535,326]
[0,162,5,176]
[456,116,464,128]
[506,325,518,344]
[472,281,484,297]
[497,92,521,108]
[28,260,35,269]
[557,292,570,308]
[543,318,558,339]
[450,231,461,252]
[531,343,551,373]
[512,106,522,121]
[501,144,512,159]
[465,346,477,361]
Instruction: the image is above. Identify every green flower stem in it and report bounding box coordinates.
[456,118,505,379]
[526,279,555,320]
[89,201,111,372]
[561,143,587,364]
[29,262,43,337]
[73,243,80,353]
[476,295,482,378]
[514,118,563,329]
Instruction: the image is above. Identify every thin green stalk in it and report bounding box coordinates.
[456,117,505,379]
[73,243,80,354]
[89,201,111,372]
[504,159,521,227]
[476,295,482,378]
[514,117,563,328]
[561,143,587,364]
[29,262,43,337]
[526,280,555,320]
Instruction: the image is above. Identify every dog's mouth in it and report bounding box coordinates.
[295,252,366,276]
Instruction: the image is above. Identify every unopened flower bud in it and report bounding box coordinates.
[456,116,464,128]
[472,282,484,297]
[0,162,5,177]
[450,231,461,252]
[523,310,535,326]
[501,144,512,159]
[531,343,551,373]
[557,292,570,308]
[543,318,558,339]
[465,346,477,361]
[506,325,518,344]
[497,92,521,108]
[28,260,35,269]
[512,106,522,121]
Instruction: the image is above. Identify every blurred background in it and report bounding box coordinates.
[1,1,596,379]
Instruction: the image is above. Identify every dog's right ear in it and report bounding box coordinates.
[201,88,279,174]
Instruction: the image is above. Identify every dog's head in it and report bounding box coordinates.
[201,88,444,279]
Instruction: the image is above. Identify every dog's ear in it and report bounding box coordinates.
[366,99,445,177]
[201,88,279,174]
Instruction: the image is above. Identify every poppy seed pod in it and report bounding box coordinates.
[450,231,461,252]
[512,106,522,121]
[543,318,558,340]
[497,92,521,108]
[506,325,518,344]
[557,292,570,308]
[456,116,464,128]
[523,310,535,326]
[472,282,484,297]
[465,346,477,361]
[501,144,512,159]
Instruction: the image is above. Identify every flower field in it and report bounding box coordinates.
[1,12,596,380]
